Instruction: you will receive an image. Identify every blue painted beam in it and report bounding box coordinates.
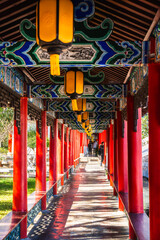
[31,84,123,99]
[0,40,141,68]
[49,99,115,112]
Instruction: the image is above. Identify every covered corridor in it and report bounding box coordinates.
[0,0,160,239]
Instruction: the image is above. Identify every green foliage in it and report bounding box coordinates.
[141,113,148,140]
[28,129,36,149]
[0,107,14,147]
[27,128,49,149]
[0,178,36,219]
[47,138,49,148]
[0,147,8,154]
[0,107,13,122]
[1,138,8,149]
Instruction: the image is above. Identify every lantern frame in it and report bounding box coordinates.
[65,69,84,100]
[36,0,74,55]
[36,0,74,75]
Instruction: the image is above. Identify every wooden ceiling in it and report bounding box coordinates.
[24,66,130,85]
[0,0,159,85]
[0,0,159,42]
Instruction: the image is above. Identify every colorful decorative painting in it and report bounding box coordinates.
[0,40,142,67]
[49,99,114,112]
[130,65,148,95]
[0,66,23,95]
[31,84,122,99]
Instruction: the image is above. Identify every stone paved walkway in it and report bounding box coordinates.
[29,158,129,239]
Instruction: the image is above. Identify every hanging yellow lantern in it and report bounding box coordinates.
[76,99,86,122]
[77,99,86,112]
[82,112,89,123]
[65,70,84,111]
[85,119,89,126]
[36,0,74,76]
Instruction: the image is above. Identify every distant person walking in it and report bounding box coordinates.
[92,140,98,156]
[99,142,104,166]
[88,140,92,156]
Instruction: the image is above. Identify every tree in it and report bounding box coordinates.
[28,129,36,150]
[0,108,14,148]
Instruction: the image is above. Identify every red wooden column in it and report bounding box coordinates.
[107,126,110,180]
[61,123,64,185]
[113,118,118,196]
[53,119,58,194]
[75,130,77,164]
[76,130,78,164]
[127,95,143,239]
[36,111,47,210]
[71,130,73,166]
[65,127,69,178]
[103,130,107,166]
[74,130,77,166]
[71,130,74,166]
[49,124,54,187]
[80,132,83,153]
[13,97,28,239]
[148,63,160,240]
[70,129,73,166]
[109,121,114,186]
[117,110,128,211]
[73,130,75,166]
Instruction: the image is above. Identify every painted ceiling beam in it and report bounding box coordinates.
[49,99,115,112]
[56,112,114,121]
[0,40,142,68]
[31,84,123,99]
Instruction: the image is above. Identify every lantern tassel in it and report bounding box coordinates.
[72,99,78,111]
[50,54,60,76]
